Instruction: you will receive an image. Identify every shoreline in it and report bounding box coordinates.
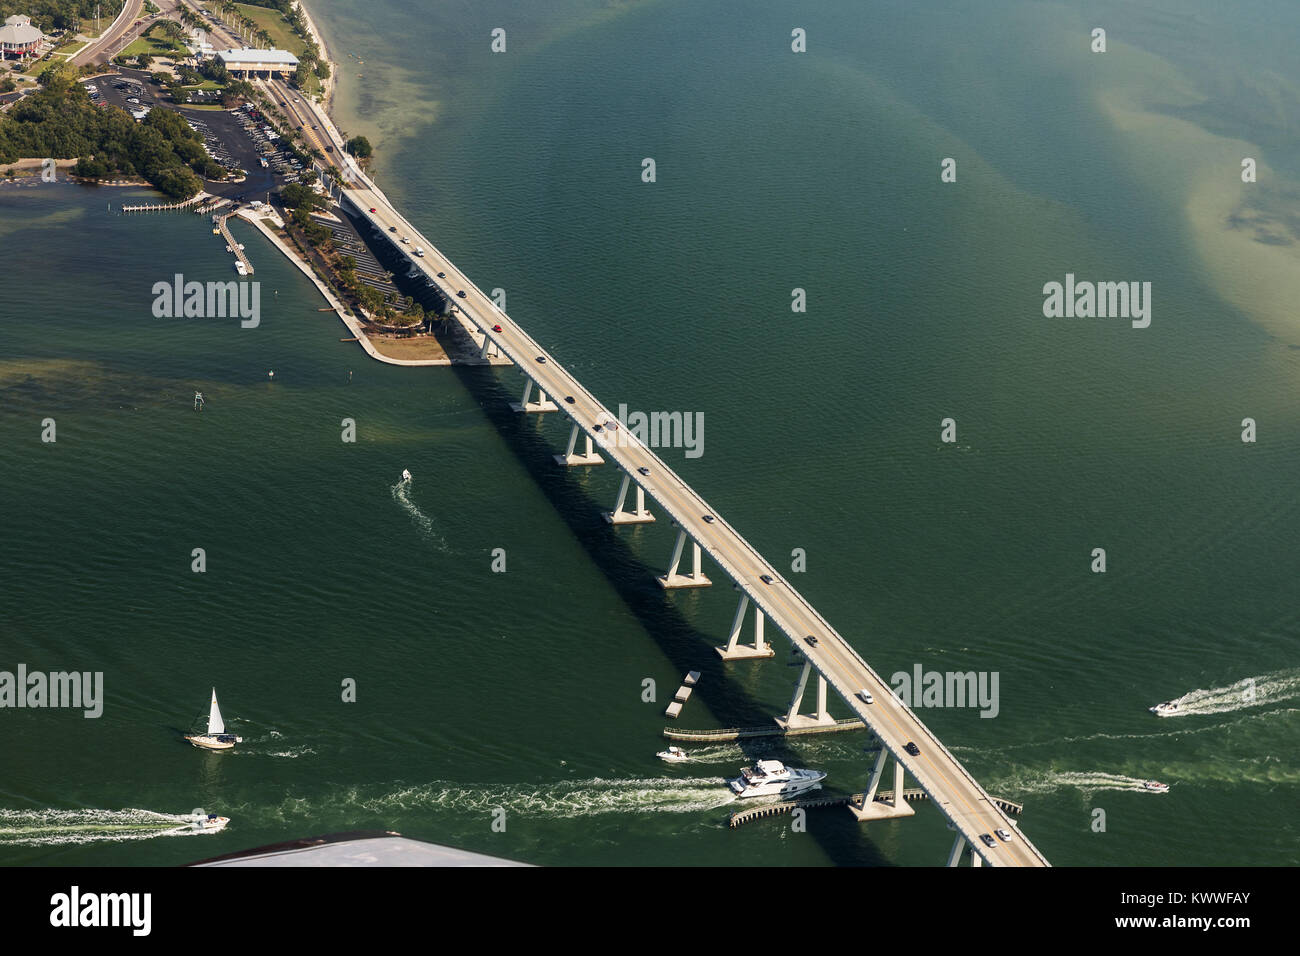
[294,0,336,116]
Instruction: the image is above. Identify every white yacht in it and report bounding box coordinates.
[727,759,826,799]
[1143,780,1170,793]
[184,688,243,751]
[656,746,688,763]
[1149,699,1181,717]
[234,260,248,276]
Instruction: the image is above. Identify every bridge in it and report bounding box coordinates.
[284,92,1050,869]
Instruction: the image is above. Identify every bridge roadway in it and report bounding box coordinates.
[287,94,1049,867]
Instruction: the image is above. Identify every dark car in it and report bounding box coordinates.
[536,356,546,364]
[804,635,819,647]
[457,290,467,298]
[492,324,502,332]
[637,467,649,476]
[389,226,397,232]
[979,834,997,848]
[437,272,446,278]
[702,514,715,523]
[760,574,774,585]
[593,424,603,432]
[904,742,920,756]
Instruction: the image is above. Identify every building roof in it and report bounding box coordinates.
[215,48,299,67]
[0,15,42,46]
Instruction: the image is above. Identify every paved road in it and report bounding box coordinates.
[73,0,145,67]
[280,70,1052,870]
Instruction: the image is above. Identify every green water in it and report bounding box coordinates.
[1,0,1298,866]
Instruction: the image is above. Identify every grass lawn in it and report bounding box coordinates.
[121,34,188,59]
[231,2,308,57]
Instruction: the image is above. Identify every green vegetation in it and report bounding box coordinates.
[0,68,212,198]
[0,0,116,35]
[345,135,371,159]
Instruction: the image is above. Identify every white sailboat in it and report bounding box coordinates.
[184,688,243,751]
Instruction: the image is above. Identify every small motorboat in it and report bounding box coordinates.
[1149,700,1181,717]
[196,813,230,831]
[184,688,243,751]
[1142,780,1170,793]
[401,469,412,482]
[656,746,688,763]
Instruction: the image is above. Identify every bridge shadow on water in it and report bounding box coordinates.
[448,363,895,867]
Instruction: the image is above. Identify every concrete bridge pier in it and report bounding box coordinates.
[479,334,501,360]
[604,472,655,525]
[776,660,835,727]
[657,528,711,589]
[946,833,968,867]
[715,590,774,660]
[509,377,558,413]
[555,422,605,466]
[846,747,915,822]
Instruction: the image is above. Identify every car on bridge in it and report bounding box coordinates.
[457,290,467,298]
[369,207,377,212]
[564,396,575,404]
[492,324,502,332]
[536,356,546,364]
[995,829,1013,842]
[436,271,445,278]
[760,574,774,585]
[804,635,819,647]
[857,689,874,704]
[979,834,997,848]
[904,742,920,756]
[637,467,649,476]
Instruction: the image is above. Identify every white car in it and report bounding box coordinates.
[401,236,410,244]
[856,689,874,704]
[995,828,1013,843]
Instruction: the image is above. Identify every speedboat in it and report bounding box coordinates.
[1149,700,1181,717]
[656,746,688,763]
[727,759,826,799]
[401,469,412,482]
[196,813,230,831]
[184,688,243,751]
[1143,780,1170,793]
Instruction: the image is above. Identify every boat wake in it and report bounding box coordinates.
[1153,669,1300,717]
[390,480,450,551]
[250,777,739,825]
[0,808,219,847]
[996,771,1170,797]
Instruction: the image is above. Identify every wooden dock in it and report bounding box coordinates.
[122,194,208,214]
[664,717,865,742]
[216,215,254,275]
[728,789,1023,828]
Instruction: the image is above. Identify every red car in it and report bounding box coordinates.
[369,207,376,213]
[492,324,502,332]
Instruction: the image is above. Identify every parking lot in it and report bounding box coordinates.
[77,70,298,199]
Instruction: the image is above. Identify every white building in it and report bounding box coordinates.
[215,48,299,78]
[0,14,43,60]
